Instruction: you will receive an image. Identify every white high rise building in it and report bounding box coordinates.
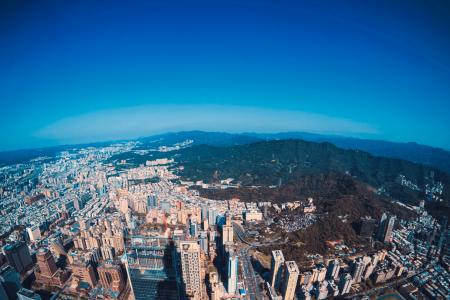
[227,250,239,295]
[281,261,299,300]
[270,250,285,290]
[27,226,41,242]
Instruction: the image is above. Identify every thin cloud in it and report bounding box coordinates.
[34,105,379,145]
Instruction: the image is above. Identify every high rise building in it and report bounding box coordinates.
[201,205,208,221]
[98,261,125,294]
[199,231,209,256]
[147,195,158,208]
[226,250,238,295]
[2,242,33,273]
[326,259,340,280]
[221,214,233,246]
[209,272,224,300]
[377,213,396,243]
[270,250,285,290]
[189,220,198,237]
[36,248,57,277]
[281,261,299,300]
[26,226,41,242]
[208,209,218,226]
[351,258,366,283]
[338,273,352,295]
[126,237,180,300]
[100,245,115,261]
[0,265,22,300]
[179,240,202,300]
[35,248,69,287]
[17,288,42,300]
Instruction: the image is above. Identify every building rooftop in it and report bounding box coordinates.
[286,261,299,273]
[272,250,285,261]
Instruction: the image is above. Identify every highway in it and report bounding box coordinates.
[233,222,263,300]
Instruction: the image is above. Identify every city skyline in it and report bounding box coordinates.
[1,2,450,300]
[1,0,450,150]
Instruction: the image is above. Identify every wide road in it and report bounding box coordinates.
[233,222,263,300]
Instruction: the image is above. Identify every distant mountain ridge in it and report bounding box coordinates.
[138,131,450,174]
[247,132,450,174]
[2,131,450,174]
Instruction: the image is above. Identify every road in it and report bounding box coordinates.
[233,222,263,300]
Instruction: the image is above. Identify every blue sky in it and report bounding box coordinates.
[1,0,450,150]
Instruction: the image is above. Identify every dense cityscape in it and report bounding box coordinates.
[1,1,450,299]
[0,138,448,300]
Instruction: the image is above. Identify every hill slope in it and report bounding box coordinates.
[162,139,449,216]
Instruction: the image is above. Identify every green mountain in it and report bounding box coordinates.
[165,139,449,216]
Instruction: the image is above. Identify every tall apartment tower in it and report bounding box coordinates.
[270,250,285,290]
[326,259,340,280]
[180,241,202,300]
[208,209,218,226]
[281,261,299,300]
[26,226,41,242]
[98,262,125,294]
[36,248,58,278]
[377,213,396,243]
[222,214,234,245]
[351,258,366,283]
[2,242,33,273]
[226,250,239,295]
[338,273,353,295]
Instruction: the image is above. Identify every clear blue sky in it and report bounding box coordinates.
[1,0,450,150]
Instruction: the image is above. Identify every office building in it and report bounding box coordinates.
[179,240,202,300]
[126,237,180,300]
[2,242,33,273]
[281,261,299,300]
[0,265,22,300]
[270,250,285,290]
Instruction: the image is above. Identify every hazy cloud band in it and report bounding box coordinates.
[35,105,378,144]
